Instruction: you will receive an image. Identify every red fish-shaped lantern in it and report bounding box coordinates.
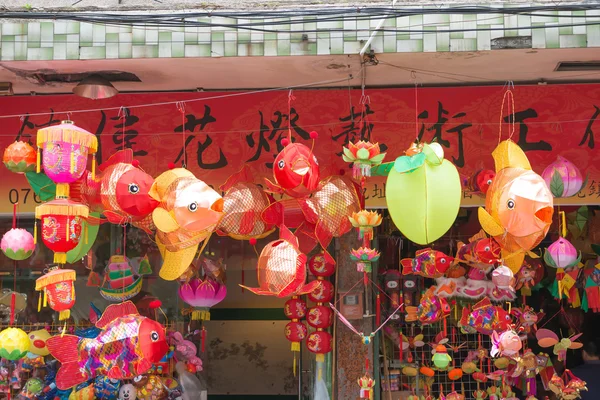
[73,149,158,233]
[264,142,320,198]
[401,249,454,278]
[478,140,554,273]
[454,231,501,271]
[459,298,512,335]
[47,301,168,390]
[217,166,275,240]
[240,226,320,297]
[149,168,224,281]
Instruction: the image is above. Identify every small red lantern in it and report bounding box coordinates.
[284,297,307,320]
[35,268,76,320]
[307,330,332,361]
[3,141,37,174]
[308,280,334,304]
[284,320,308,352]
[307,305,333,329]
[35,199,87,264]
[308,253,336,277]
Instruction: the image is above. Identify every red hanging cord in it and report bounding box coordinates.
[176,102,187,167]
[376,294,381,326]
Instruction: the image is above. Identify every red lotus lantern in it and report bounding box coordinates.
[35,268,76,320]
[35,199,87,264]
[3,141,37,174]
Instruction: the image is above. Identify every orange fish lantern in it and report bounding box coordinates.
[217,166,275,240]
[478,140,554,273]
[35,198,88,264]
[149,168,224,281]
[240,226,320,297]
[3,141,37,174]
[265,141,320,198]
[35,268,76,321]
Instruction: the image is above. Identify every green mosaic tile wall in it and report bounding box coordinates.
[0,8,598,61]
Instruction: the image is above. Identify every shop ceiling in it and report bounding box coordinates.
[1,47,600,95]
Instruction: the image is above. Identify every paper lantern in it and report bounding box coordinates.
[385,142,461,245]
[36,120,98,189]
[350,247,380,273]
[432,345,452,370]
[284,320,308,351]
[284,297,307,320]
[307,330,332,360]
[1,228,35,260]
[35,198,87,264]
[149,168,224,281]
[478,140,554,273]
[307,305,333,329]
[308,280,334,304]
[178,277,227,320]
[28,329,51,357]
[264,142,320,198]
[358,374,376,400]
[491,329,522,358]
[349,210,382,241]
[308,253,336,277]
[240,226,319,297]
[542,156,584,198]
[35,268,76,320]
[544,238,581,269]
[342,141,386,179]
[3,141,36,173]
[0,327,29,360]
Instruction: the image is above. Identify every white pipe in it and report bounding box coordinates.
[359,0,398,56]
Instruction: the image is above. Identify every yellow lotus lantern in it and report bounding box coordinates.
[0,327,30,361]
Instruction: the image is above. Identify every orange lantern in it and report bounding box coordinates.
[35,199,88,264]
[35,268,76,320]
[3,141,37,174]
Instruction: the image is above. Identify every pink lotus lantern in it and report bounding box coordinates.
[542,156,585,198]
[544,237,581,269]
[36,120,98,193]
[1,228,35,261]
[178,277,227,320]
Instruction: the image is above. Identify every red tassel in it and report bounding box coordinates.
[9,293,15,325]
[363,271,368,287]
[12,203,17,229]
[365,356,369,372]
[201,327,206,352]
[376,294,381,326]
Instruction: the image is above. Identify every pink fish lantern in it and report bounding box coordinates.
[36,120,98,186]
[542,156,585,198]
[1,228,35,260]
[544,237,581,269]
[492,265,516,292]
[491,328,522,358]
[178,277,227,321]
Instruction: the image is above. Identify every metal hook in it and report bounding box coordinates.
[117,106,129,119]
[176,101,186,114]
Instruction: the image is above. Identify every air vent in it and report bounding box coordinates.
[556,61,600,72]
[33,71,141,84]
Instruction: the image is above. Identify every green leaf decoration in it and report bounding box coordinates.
[356,147,370,160]
[422,143,443,166]
[4,160,36,173]
[3,248,33,261]
[371,162,395,177]
[67,213,101,264]
[394,152,426,174]
[25,171,56,202]
[543,248,558,268]
[550,170,565,198]
[574,206,588,232]
[138,255,153,275]
[342,147,356,163]
[370,153,386,165]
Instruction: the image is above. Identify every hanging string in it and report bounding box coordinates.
[176,102,187,168]
[412,70,419,141]
[498,82,516,144]
[287,89,295,143]
[118,107,128,151]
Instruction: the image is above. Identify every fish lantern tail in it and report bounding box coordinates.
[46,335,87,390]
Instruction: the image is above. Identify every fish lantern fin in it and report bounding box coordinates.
[295,280,322,296]
[238,285,275,296]
[103,210,126,225]
[264,178,284,194]
[502,251,525,275]
[46,335,87,390]
[478,208,505,237]
[469,230,488,242]
[159,245,199,281]
[152,208,180,233]
[279,225,300,248]
[135,358,153,375]
[492,141,531,172]
[96,301,139,329]
[99,149,134,171]
[220,166,252,192]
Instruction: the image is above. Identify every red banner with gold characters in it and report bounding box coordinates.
[2,83,600,213]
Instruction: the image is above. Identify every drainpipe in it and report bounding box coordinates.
[359,0,398,56]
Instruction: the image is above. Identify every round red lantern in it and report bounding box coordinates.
[284,321,307,351]
[284,297,307,320]
[307,305,333,329]
[307,330,333,361]
[308,280,334,304]
[308,253,336,277]
[35,199,88,264]
[35,268,76,320]
[3,141,37,174]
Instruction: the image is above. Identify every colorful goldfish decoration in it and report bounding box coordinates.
[73,149,158,233]
[401,248,454,278]
[240,226,320,297]
[454,231,501,271]
[265,142,320,198]
[149,168,224,281]
[459,298,513,335]
[46,301,168,390]
[416,286,451,325]
[478,140,554,273]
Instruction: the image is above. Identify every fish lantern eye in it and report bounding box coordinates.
[487,179,493,185]
[484,246,490,252]
[128,183,140,194]
[506,199,515,210]
[277,159,285,169]
[151,331,160,342]
[188,202,198,212]
[133,376,143,383]
[440,258,447,264]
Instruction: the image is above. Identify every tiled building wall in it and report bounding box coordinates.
[0,8,598,61]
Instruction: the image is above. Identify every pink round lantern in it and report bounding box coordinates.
[542,156,584,198]
[1,228,35,260]
[36,120,98,188]
[178,277,227,320]
[544,237,581,269]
